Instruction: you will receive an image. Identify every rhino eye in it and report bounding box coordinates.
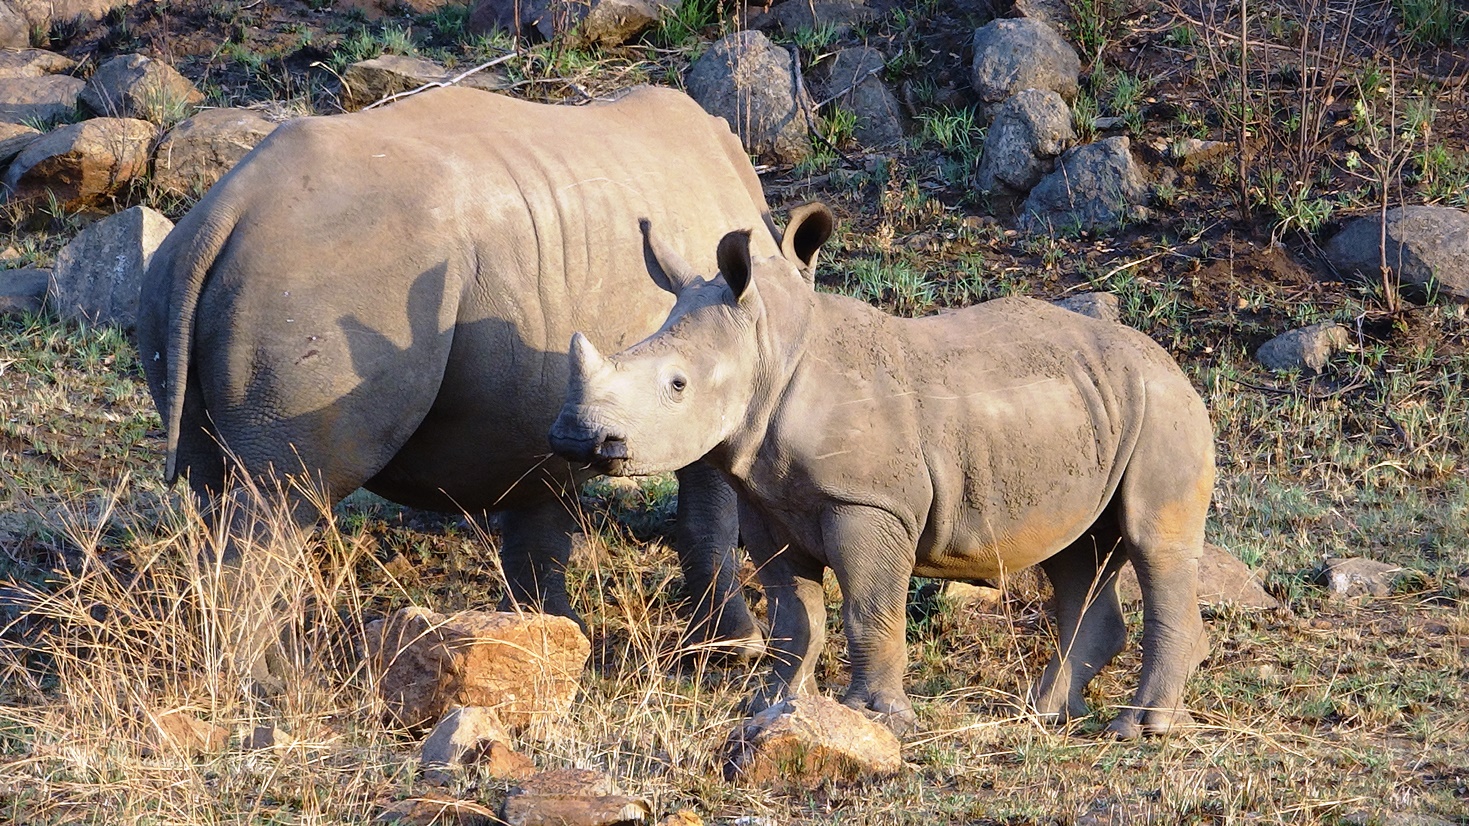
[669,375,688,394]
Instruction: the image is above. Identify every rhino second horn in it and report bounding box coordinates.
[569,332,606,388]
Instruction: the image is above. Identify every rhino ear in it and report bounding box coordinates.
[640,218,701,295]
[717,229,754,303]
[780,202,835,280]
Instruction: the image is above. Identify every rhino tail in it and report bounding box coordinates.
[156,208,238,483]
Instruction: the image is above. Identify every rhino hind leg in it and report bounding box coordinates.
[1031,524,1131,723]
[672,462,763,662]
[498,499,582,629]
[1106,416,1212,738]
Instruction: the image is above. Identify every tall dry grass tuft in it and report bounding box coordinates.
[0,474,411,824]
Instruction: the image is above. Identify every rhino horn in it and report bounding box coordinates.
[569,331,607,389]
[640,217,702,295]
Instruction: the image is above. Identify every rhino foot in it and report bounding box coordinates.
[1106,706,1197,739]
[841,691,918,738]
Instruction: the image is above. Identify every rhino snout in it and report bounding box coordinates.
[549,413,632,474]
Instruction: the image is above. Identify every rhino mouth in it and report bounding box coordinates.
[548,427,633,476]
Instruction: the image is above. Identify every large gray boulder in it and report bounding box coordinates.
[152,107,279,199]
[686,30,813,165]
[1019,136,1148,233]
[0,74,85,125]
[79,54,203,122]
[970,18,1080,107]
[48,205,174,327]
[1325,205,1469,301]
[977,88,1074,195]
[814,47,904,147]
[2,117,158,211]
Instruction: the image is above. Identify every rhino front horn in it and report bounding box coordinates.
[569,331,606,385]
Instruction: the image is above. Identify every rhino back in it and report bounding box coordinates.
[762,295,1207,578]
[160,86,779,509]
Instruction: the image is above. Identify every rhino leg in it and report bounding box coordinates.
[498,499,582,630]
[1107,417,1212,738]
[826,505,919,736]
[672,461,763,661]
[743,504,825,715]
[1031,525,1129,723]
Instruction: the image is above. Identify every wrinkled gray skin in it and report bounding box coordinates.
[550,211,1216,738]
[137,86,826,677]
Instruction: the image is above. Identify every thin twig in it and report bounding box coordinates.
[360,53,519,112]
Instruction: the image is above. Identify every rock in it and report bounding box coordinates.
[2,117,158,211]
[79,54,202,122]
[420,706,514,779]
[0,49,77,78]
[241,724,283,750]
[468,0,672,47]
[501,794,651,826]
[0,74,85,125]
[722,695,902,786]
[341,55,452,111]
[1319,557,1401,599]
[1054,291,1121,323]
[1117,543,1280,610]
[0,0,148,42]
[757,0,878,38]
[1004,0,1072,28]
[977,88,1074,195]
[478,740,538,780]
[0,266,47,315]
[686,30,813,166]
[143,709,230,757]
[658,812,703,826]
[937,580,1004,610]
[814,47,904,147]
[0,4,27,49]
[152,107,278,198]
[1255,322,1350,373]
[48,205,173,327]
[340,55,510,111]
[365,607,590,730]
[376,795,499,826]
[1169,137,1230,172]
[970,18,1080,107]
[1325,205,1469,301]
[1018,136,1148,234]
[502,769,650,826]
[0,120,39,163]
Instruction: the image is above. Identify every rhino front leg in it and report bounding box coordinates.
[498,499,582,630]
[743,505,826,715]
[672,461,763,661]
[825,505,919,736]
[1031,526,1129,723]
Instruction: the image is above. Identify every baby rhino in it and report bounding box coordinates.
[549,208,1215,737]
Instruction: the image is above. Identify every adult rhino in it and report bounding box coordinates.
[550,219,1216,738]
[138,85,825,679]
